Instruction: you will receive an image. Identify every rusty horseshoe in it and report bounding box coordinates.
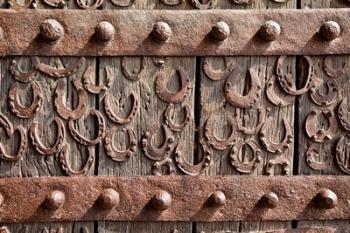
[105,127,137,162]
[202,57,236,81]
[9,57,40,83]
[231,0,254,4]
[83,65,114,94]
[265,156,290,176]
[110,0,134,6]
[160,0,184,5]
[310,79,339,107]
[121,57,146,81]
[35,57,85,78]
[76,0,103,9]
[266,75,294,107]
[305,109,338,142]
[337,97,350,132]
[323,56,348,79]
[306,143,332,171]
[152,158,176,176]
[164,103,192,132]
[235,108,266,135]
[336,135,350,175]
[191,0,214,9]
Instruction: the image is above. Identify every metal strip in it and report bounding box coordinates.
[0,175,349,222]
[0,9,349,56]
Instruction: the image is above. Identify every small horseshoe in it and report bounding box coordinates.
[152,158,176,176]
[105,127,137,162]
[141,124,175,161]
[54,79,88,120]
[164,103,192,132]
[259,117,293,153]
[229,138,262,174]
[224,67,262,108]
[83,65,113,94]
[231,0,254,4]
[276,56,314,96]
[155,66,191,104]
[174,139,212,176]
[305,109,338,142]
[8,81,43,119]
[337,97,350,131]
[204,115,237,150]
[306,143,332,171]
[121,57,146,81]
[9,57,40,83]
[29,117,66,156]
[59,143,95,176]
[235,108,266,135]
[336,135,350,175]
[104,92,139,125]
[203,57,236,81]
[42,0,66,7]
[265,156,290,176]
[35,57,85,78]
[76,0,103,9]
[310,79,339,107]
[266,75,294,107]
[68,109,106,146]
[323,56,348,79]
[110,0,134,6]
[191,0,214,9]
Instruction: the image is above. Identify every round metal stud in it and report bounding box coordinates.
[210,21,230,42]
[261,192,279,209]
[152,22,172,42]
[315,188,338,209]
[45,190,65,210]
[259,20,281,41]
[95,21,115,42]
[319,21,341,41]
[208,191,226,207]
[151,190,172,211]
[99,188,120,209]
[40,19,64,41]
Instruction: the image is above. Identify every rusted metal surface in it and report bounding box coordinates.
[0,176,348,222]
[0,9,350,56]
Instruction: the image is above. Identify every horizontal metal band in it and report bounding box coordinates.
[0,9,349,56]
[0,175,348,222]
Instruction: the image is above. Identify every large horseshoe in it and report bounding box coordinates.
[105,127,137,162]
[54,79,88,120]
[104,92,139,125]
[29,117,66,156]
[68,109,105,146]
[276,56,314,95]
[174,139,212,176]
[9,57,40,83]
[191,0,214,9]
[323,56,348,79]
[121,57,145,81]
[259,117,293,153]
[336,135,350,175]
[76,0,103,9]
[141,124,175,161]
[59,143,95,176]
[110,0,134,6]
[83,65,113,94]
[310,79,339,107]
[203,57,236,81]
[235,108,266,135]
[204,115,237,150]
[8,81,43,119]
[265,156,290,176]
[305,109,338,142]
[152,158,176,176]
[224,67,262,108]
[337,97,350,131]
[229,138,262,174]
[306,143,332,171]
[35,57,85,78]
[155,66,191,104]
[164,103,192,132]
[266,75,294,107]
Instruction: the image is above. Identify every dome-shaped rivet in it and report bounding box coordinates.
[259,21,281,41]
[151,190,172,211]
[0,226,10,233]
[319,21,341,41]
[45,190,65,210]
[152,22,172,42]
[315,188,338,209]
[99,188,120,209]
[261,192,279,209]
[208,191,226,207]
[40,19,64,42]
[95,21,115,42]
[210,21,230,42]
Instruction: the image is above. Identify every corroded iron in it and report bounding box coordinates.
[309,79,339,107]
[265,156,290,176]
[208,191,226,207]
[323,56,348,78]
[319,21,341,41]
[266,75,294,107]
[94,21,115,41]
[235,108,266,135]
[152,22,172,42]
[99,188,120,210]
[259,20,281,41]
[76,0,103,9]
[191,0,214,9]
[305,109,338,142]
[36,57,85,78]
[203,57,236,81]
[210,21,230,42]
[164,103,192,132]
[45,190,65,210]
[305,143,332,171]
[105,127,137,162]
[40,19,64,42]
[260,192,279,209]
[121,57,146,81]
[9,57,40,83]
[336,134,350,174]
[315,188,338,209]
[337,97,350,131]
[83,65,114,94]
[152,158,176,176]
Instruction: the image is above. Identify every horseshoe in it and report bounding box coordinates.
[337,97,350,131]
[306,143,332,171]
[121,57,146,81]
[83,65,113,94]
[105,127,137,162]
[35,57,85,78]
[323,56,348,79]
[152,158,176,176]
[68,109,105,146]
[224,67,262,108]
[155,66,191,104]
[204,115,237,150]
[174,139,212,176]
[54,79,88,120]
[190,0,214,8]
[310,79,339,107]
[8,81,43,119]
[141,124,175,161]
[231,0,254,4]
[76,0,103,9]
[259,117,293,153]
[7,0,35,8]
[336,135,350,175]
[164,103,192,132]
[59,143,95,176]
[276,56,314,96]
[266,75,294,107]
[160,0,184,5]
[203,57,236,81]
[104,92,139,125]
[29,117,66,156]
[42,0,66,7]
[235,108,266,135]
[110,0,134,6]
[9,57,40,83]
[305,109,338,142]
[271,0,288,2]
[265,156,290,176]
[229,138,262,174]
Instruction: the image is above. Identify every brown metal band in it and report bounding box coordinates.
[0,9,349,56]
[0,175,349,223]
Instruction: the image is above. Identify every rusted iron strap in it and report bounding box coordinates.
[0,176,349,222]
[0,9,349,56]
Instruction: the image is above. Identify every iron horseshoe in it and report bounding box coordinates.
[266,75,294,107]
[310,79,339,107]
[305,109,338,142]
[306,143,332,171]
[164,103,192,132]
[152,158,176,176]
[160,0,184,5]
[235,108,266,135]
[76,0,103,9]
[191,0,214,9]
[105,127,137,162]
[231,0,254,4]
[121,57,146,81]
[336,135,350,175]
[83,65,114,94]
[9,57,40,83]
[337,97,350,131]
[110,0,134,6]
[323,56,348,79]
[265,156,290,176]
[35,57,85,78]
[203,57,236,81]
